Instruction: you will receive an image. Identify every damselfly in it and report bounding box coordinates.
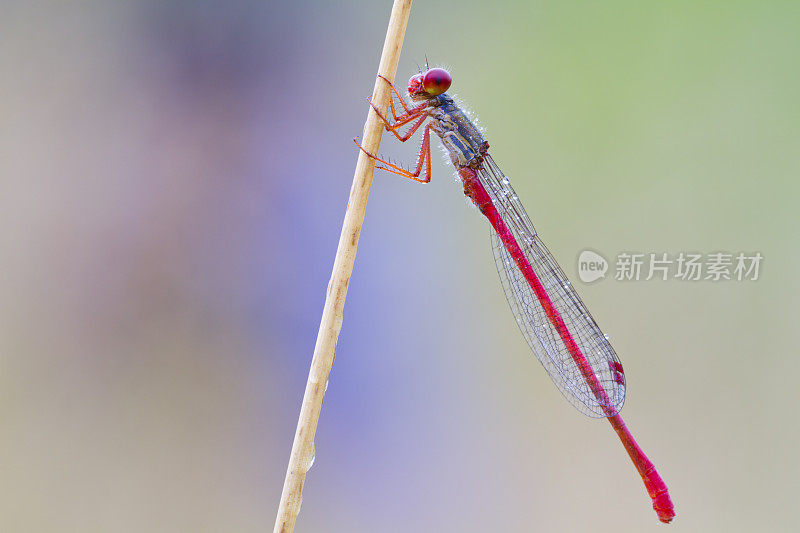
[356,67,675,523]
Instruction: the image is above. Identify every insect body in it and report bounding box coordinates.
[355,67,675,523]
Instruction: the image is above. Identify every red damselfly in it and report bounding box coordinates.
[355,66,675,523]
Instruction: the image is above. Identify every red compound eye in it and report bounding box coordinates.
[422,68,451,95]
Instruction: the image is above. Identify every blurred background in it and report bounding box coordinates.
[1,1,798,531]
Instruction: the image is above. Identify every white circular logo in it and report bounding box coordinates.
[577,250,608,283]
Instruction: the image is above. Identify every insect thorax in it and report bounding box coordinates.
[428,95,488,168]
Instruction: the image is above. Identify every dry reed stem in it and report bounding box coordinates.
[272,1,413,532]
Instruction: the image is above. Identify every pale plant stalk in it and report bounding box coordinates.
[272,1,413,532]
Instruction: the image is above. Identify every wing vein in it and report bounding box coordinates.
[479,155,625,417]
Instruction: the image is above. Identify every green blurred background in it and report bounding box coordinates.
[1,1,797,531]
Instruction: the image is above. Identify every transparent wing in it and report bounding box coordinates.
[480,156,625,417]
